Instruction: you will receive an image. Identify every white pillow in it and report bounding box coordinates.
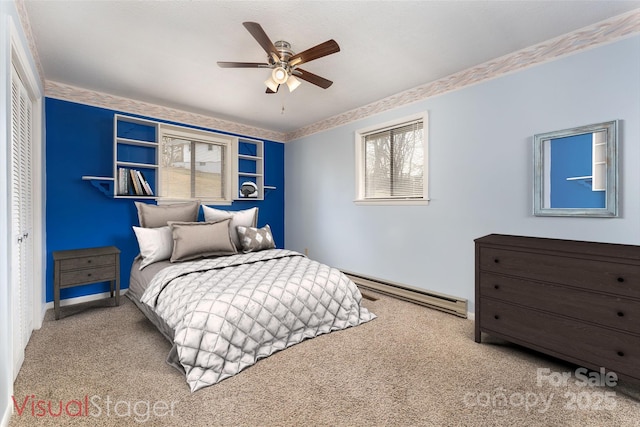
[133,226,173,269]
[201,206,258,249]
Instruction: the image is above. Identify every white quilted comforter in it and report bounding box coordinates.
[140,249,375,391]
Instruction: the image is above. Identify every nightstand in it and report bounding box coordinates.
[53,246,120,320]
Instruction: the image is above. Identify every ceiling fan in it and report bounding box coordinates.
[217,22,340,93]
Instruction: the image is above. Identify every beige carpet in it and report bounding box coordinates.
[9,292,640,426]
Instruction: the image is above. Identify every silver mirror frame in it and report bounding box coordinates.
[533,120,618,217]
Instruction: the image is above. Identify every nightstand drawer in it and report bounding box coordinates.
[59,254,116,271]
[59,266,116,287]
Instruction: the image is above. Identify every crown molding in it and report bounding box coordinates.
[285,9,640,142]
[45,81,287,142]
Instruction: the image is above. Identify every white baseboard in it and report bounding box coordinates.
[466,311,475,321]
[343,270,468,318]
[45,289,128,310]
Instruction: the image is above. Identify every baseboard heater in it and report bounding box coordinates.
[342,270,468,318]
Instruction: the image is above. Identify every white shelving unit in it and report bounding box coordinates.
[236,137,268,200]
[84,115,276,200]
[113,115,159,199]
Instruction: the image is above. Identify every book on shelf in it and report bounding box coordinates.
[129,169,144,195]
[136,170,154,196]
[117,167,130,195]
[118,167,153,196]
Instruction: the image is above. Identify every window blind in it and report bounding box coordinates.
[363,119,424,199]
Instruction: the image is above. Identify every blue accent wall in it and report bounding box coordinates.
[45,98,284,303]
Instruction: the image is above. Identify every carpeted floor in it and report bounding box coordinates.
[9,292,640,426]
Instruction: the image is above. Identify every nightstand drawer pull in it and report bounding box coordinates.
[617,311,625,317]
[617,277,625,283]
[617,351,625,357]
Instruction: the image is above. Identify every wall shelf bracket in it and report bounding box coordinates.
[82,176,114,197]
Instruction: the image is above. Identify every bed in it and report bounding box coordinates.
[127,202,376,392]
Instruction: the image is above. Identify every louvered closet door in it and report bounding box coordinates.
[11,65,34,379]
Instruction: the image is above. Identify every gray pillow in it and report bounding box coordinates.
[135,201,199,228]
[169,219,237,262]
[236,224,276,253]
[201,206,258,249]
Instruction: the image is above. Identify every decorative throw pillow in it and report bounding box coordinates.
[169,219,237,262]
[236,224,276,253]
[132,226,173,269]
[201,206,258,249]
[135,201,199,228]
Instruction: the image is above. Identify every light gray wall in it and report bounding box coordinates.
[285,36,640,314]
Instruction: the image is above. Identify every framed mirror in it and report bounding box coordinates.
[533,120,618,217]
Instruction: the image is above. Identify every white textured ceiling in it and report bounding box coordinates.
[23,1,640,135]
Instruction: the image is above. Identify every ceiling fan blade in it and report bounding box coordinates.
[266,85,280,94]
[289,40,340,67]
[294,68,333,89]
[217,61,269,68]
[243,22,281,63]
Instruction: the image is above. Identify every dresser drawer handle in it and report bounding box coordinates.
[493,258,500,264]
[494,315,500,320]
[87,273,92,277]
[617,277,625,283]
[617,311,625,317]
[617,351,625,357]
[87,259,92,264]
[494,284,500,290]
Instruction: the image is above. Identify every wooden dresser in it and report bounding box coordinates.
[475,234,640,384]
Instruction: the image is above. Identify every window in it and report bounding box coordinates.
[159,124,236,203]
[355,112,428,205]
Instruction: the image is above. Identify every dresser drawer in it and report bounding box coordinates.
[479,272,640,334]
[59,254,116,271]
[59,266,117,287]
[480,299,640,381]
[479,247,640,299]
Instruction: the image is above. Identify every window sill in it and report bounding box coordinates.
[354,198,430,206]
[157,198,232,206]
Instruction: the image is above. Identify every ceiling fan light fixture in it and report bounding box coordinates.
[286,75,301,92]
[272,66,288,84]
[264,77,279,92]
